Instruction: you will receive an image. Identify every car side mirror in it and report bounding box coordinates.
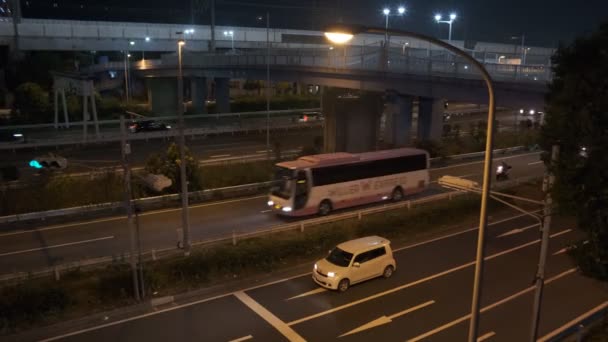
[353,262,361,268]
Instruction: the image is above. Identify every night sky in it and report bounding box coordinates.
[18,0,608,47]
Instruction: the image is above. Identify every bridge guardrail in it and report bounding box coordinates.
[0,173,542,284]
[0,120,322,150]
[538,302,608,342]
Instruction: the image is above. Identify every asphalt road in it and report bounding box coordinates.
[2,109,523,176]
[0,152,544,275]
[26,212,608,342]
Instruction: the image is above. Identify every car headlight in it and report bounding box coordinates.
[166,125,172,129]
[314,264,318,270]
[267,200,274,206]
[327,272,336,278]
[282,206,292,212]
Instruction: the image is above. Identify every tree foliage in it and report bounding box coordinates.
[541,22,608,280]
[13,82,50,122]
[144,143,203,193]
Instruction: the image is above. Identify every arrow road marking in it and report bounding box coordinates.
[339,300,435,337]
[287,287,326,301]
[497,223,539,238]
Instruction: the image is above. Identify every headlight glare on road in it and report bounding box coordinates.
[267,200,274,206]
[327,272,336,278]
[282,206,292,212]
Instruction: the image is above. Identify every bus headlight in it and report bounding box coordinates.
[267,200,274,206]
[282,206,292,212]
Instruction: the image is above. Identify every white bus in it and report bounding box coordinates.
[267,148,430,217]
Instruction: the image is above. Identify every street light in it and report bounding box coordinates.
[435,12,457,42]
[224,30,235,52]
[325,23,495,342]
[382,6,406,41]
[176,36,191,256]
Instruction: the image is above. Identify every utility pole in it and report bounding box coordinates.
[177,39,191,255]
[120,115,140,302]
[10,0,21,55]
[210,0,216,52]
[265,11,271,160]
[529,144,559,341]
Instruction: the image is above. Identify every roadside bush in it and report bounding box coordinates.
[568,240,608,281]
[13,82,50,122]
[0,282,70,332]
[201,161,273,189]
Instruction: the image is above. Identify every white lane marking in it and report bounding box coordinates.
[339,300,435,337]
[432,152,541,171]
[528,161,543,165]
[538,301,608,342]
[553,247,568,256]
[0,195,267,237]
[209,154,232,158]
[260,209,272,214]
[407,268,576,342]
[477,331,496,341]
[229,335,253,342]
[256,150,271,153]
[553,239,587,256]
[0,236,114,257]
[39,214,552,341]
[288,230,571,327]
[235,291,306,342]
[287,287,326,301]
[497,223,538,238]
[393,212,539,252]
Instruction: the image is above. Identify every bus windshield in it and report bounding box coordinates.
[326,247,353,267]
[271,166,294,199]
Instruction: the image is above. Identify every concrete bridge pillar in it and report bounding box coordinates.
[417,97,444,141]
[215,77,231,113]
[191,77,207,114]
[147,78,177,116]
[384,93,414,147]
[322,87,383,153]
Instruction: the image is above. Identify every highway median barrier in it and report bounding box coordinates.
[0,177,542,335]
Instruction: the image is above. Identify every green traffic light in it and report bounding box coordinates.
[29,160,43,169]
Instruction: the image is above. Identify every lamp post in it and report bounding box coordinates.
[176,37,191,255]
[325,24,495,342]
[143,36,150,61]
[382,6,406,42]
[434,13,457,42]
[224,30,235,52]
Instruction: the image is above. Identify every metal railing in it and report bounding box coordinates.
[149,49,552,83]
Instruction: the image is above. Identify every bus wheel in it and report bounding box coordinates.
[391,187,404,201]
[318,200,332,216]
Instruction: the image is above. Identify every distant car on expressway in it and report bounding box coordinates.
[129,120,171,133]
[312,236,396,292]
[0,131,25,143]
[296,112,324,123]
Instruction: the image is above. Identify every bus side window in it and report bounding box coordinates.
[294,170,309,209]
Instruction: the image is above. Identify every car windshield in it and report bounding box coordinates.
[325,247,353,267]
[271,166,294,199]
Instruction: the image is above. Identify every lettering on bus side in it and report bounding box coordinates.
[374,176,408,190]
[328,184,360,197]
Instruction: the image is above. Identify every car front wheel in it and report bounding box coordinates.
[338,278,350,292]
[383,265,394,278]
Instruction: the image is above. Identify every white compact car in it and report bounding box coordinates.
[313,236,396,292]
